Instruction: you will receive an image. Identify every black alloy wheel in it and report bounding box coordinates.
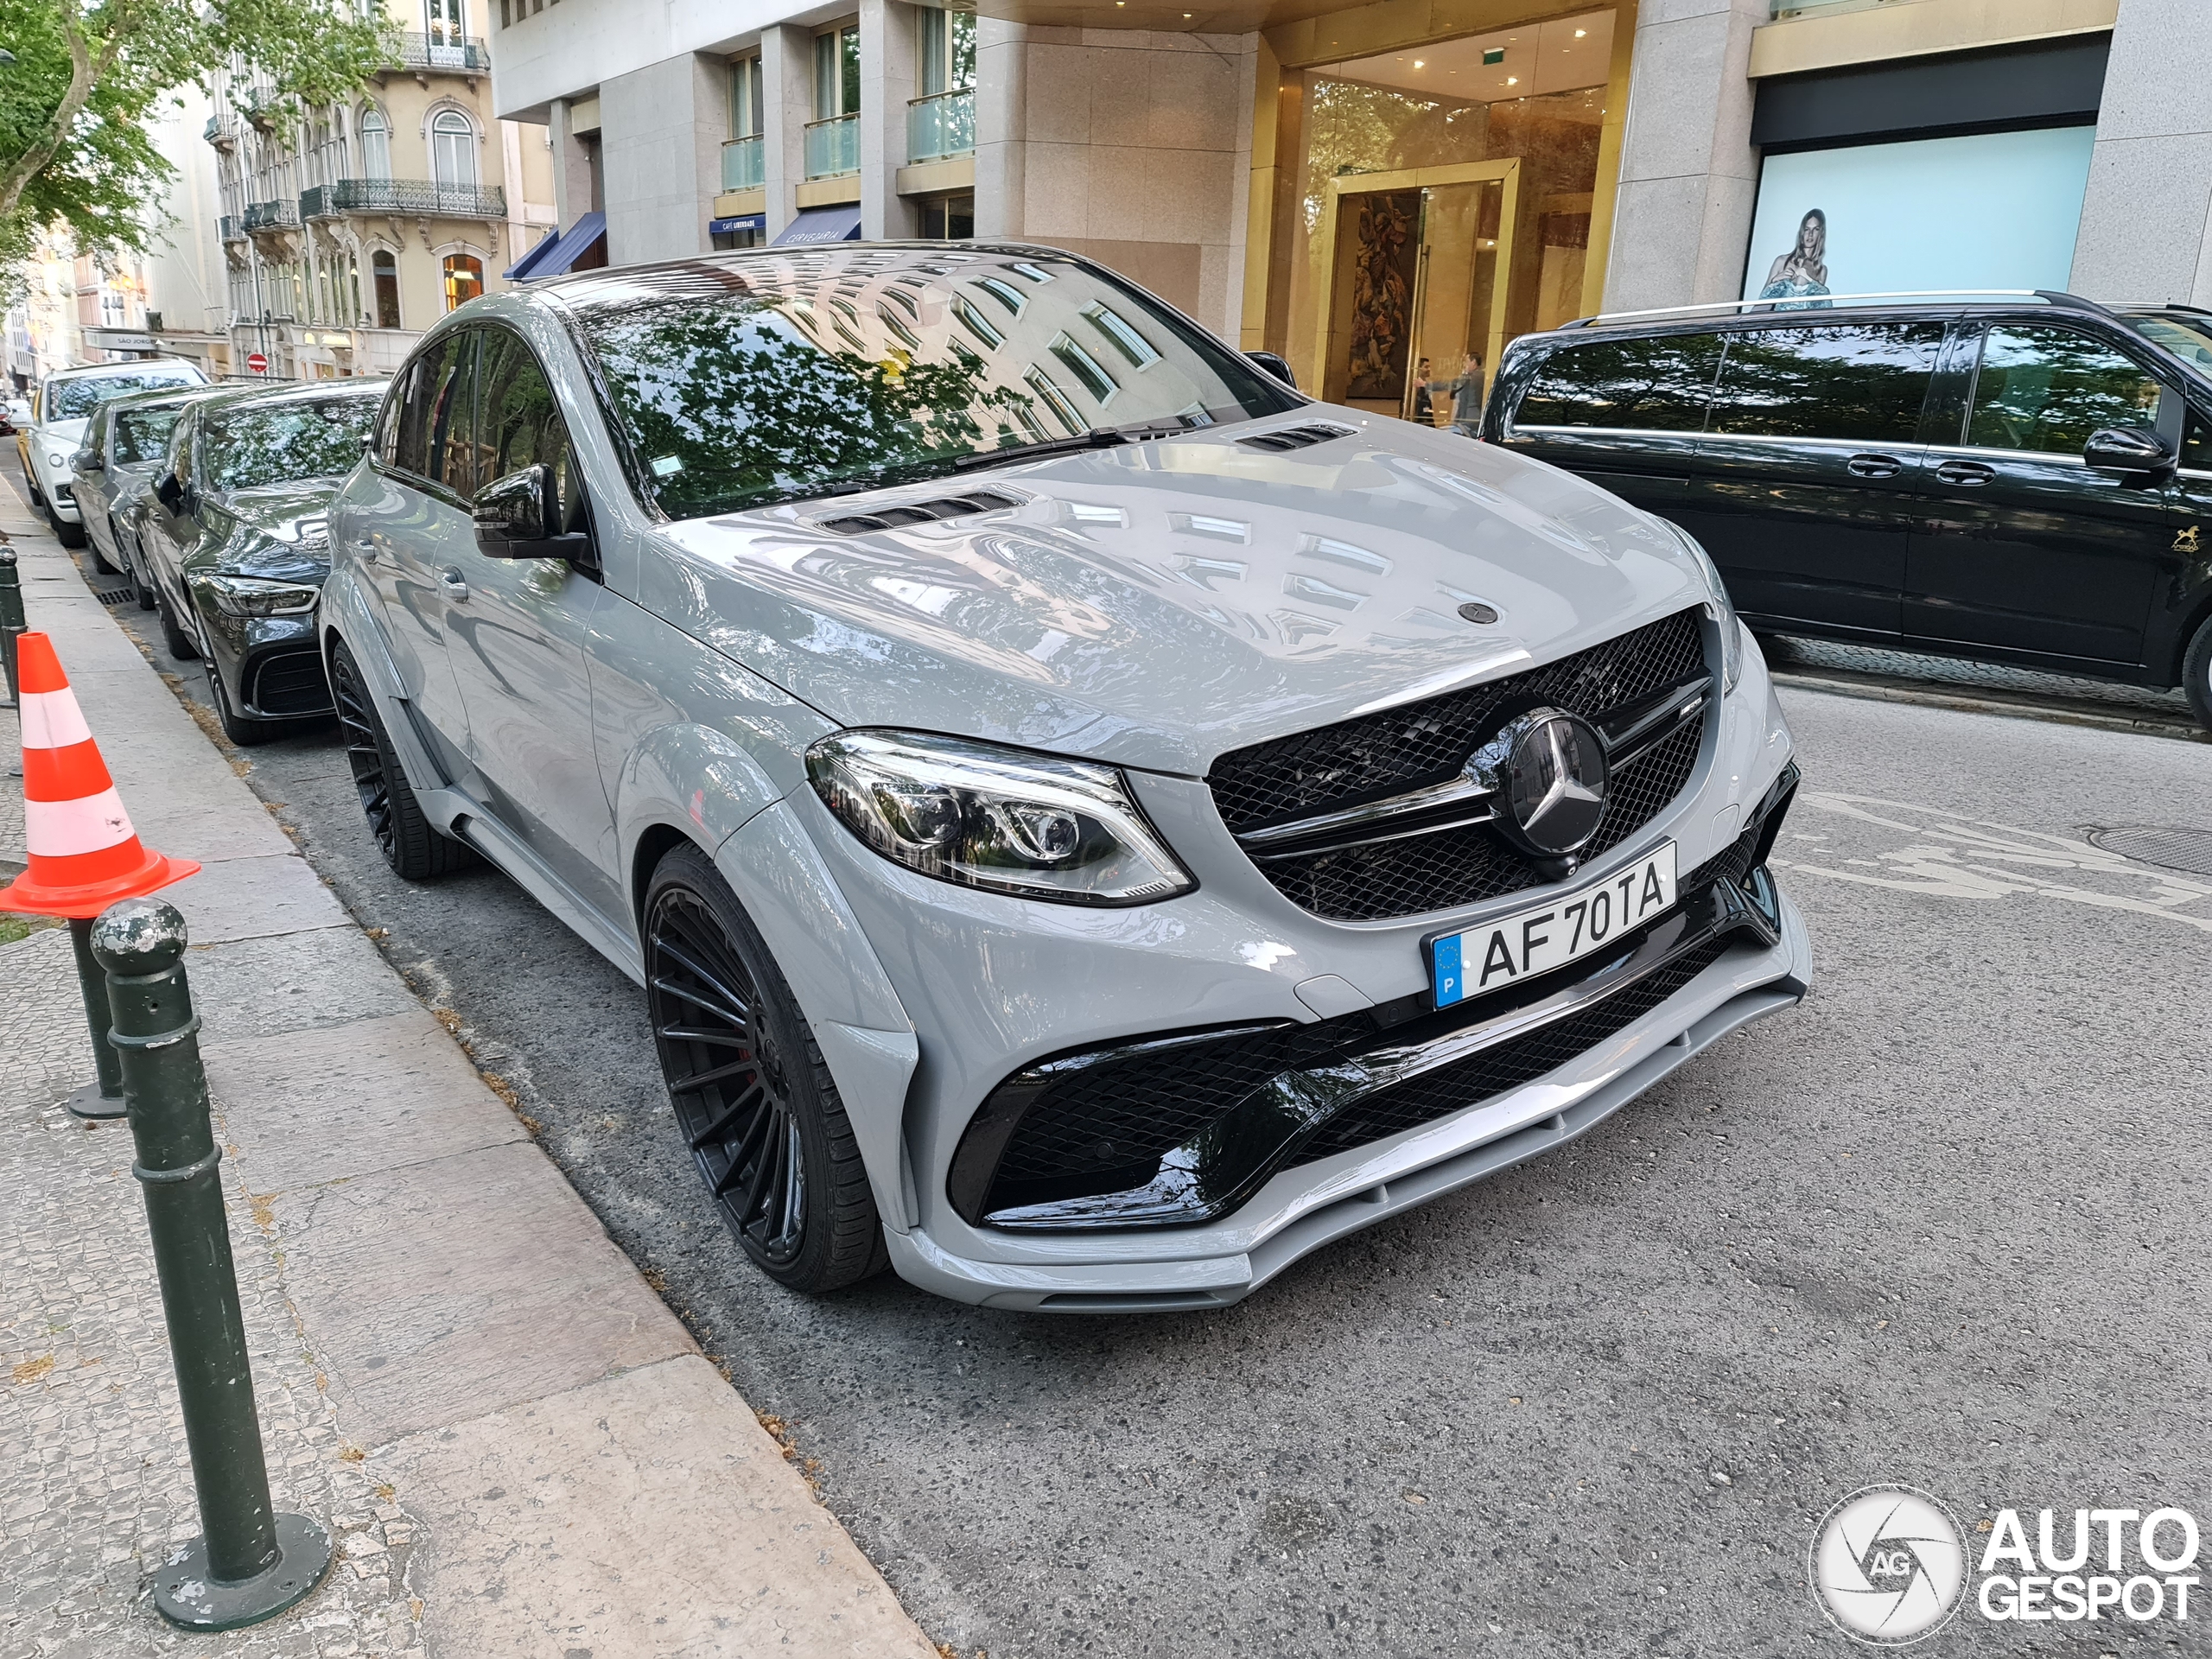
[123,529,155,609]
[2183,613,2212,733]
[154,586,198,659]
[88,522,117,574]
[200,631,278,747]
[643,843,886,1294]
[328,637,472,880]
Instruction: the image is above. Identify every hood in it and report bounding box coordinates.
[202,480,340,582]
[42,416,88,449]
[653,416,1709,776]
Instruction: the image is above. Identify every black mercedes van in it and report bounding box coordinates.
[1481,292,2212,730]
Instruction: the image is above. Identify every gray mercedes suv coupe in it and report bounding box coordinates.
[320,244,1811,1309]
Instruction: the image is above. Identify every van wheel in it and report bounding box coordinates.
[2183,615,2212,732]
[643,843,887,1294]
[48,500,86,549]
[329,638,473,880]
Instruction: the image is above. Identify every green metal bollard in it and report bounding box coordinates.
[92,897,333,1631]
[0,542,24,704]
[64,916,128,1119]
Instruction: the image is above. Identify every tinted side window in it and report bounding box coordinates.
[2183,408,2212,474]
[1512,334,1723,432]
[432,333,481,499]
[1967,327,2163,456]
[393,337,452,477]
[477,331,583,531]
[1707,323,1942,443]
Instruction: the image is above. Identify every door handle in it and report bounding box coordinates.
[437,566,469,601]
[1935,459,1995,487]
[1847,453,1902,479]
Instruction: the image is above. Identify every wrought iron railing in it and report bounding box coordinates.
[804,113,860,180]
[391,31,490,71]
[218,215,243,242]
[907,89,974,163]
[721,135,764,191]
[241,199,299,232]
[203,114,237,149]
[300,179,507,219]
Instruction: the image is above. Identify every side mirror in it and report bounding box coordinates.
[155,473,185,512]
[1246,350,1298,390]
[473,463,591,561]
[2083,427,2173,474]
[71,448,101,473]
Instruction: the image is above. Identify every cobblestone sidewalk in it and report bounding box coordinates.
[0,921,426,1659]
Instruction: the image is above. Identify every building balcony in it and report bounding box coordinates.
[907,89,974,164]
[219,215,244,243]
[804,114,859,180]
[242,199,299,232]
[721,135,764,192]
[300,178,507,219]
[240,86,283,133]
[389,31,491,73]
[203,113,238,153]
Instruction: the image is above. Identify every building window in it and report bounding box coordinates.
[372,250,400,328]
[359,108,391,180]
[443,253,484,311]
[918,9,975,97]
[431,111,479,189]
[425,0,467,47]
[917,192,973,239]
[813,24,860,119]
[732,54,763,138]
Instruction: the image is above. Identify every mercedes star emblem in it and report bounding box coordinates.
[1466,707,1611,859]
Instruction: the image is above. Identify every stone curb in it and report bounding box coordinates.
[1,501,940,1658]
[1770,668,2209,744]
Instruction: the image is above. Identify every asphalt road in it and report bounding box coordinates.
[71,537,2212,1656]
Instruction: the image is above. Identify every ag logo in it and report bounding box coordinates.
[2177,524,2202,556]
[1809,1485,1967,1645]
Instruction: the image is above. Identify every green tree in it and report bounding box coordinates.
[0,0,393,274]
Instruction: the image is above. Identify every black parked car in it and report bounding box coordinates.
[139,378,386,743]
[1482,291,2212,728]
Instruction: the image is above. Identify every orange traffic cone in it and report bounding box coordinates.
[1,632,198,918]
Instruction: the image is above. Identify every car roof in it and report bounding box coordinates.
[44,358,205,384]
[191,377,391,416]
[524,239,1110,315]
[99,384,236,419]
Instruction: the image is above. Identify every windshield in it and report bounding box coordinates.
[48,371,200,420]
[2126,314,2212,375]
[203,395,378,491]
[567,248,1301,520]
[112,407,183,465]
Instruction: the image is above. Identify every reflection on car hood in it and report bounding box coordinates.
[198,480,341,582]
[41,417,89,448]
[219,479,340,537]
[658,416,1707,775]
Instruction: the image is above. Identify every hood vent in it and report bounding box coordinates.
[817,488,1020,535]
[1236,422,1357,454]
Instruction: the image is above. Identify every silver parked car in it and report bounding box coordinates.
[321,245,1811,1309]
[68,384,231,609]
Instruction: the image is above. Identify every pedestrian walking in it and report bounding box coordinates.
[1437,351,1485,437]
[1411,357,1433,425]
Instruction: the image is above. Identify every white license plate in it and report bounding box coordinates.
[1428,843,1678,1007]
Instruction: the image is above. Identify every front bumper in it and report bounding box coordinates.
[787,626,1809,1308]
[188,597,333,719]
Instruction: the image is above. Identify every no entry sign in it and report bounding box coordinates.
[246,352,269,374]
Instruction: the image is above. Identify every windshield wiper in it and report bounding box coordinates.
[949,420,1192,474]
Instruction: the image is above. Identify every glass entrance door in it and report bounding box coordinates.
[1402,179,1504,427]
[1314,161,1519,422]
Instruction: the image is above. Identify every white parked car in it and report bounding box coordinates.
[17,359,205,552]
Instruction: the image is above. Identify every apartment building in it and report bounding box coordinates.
[188,0,557,381]
[482,0,2203,423]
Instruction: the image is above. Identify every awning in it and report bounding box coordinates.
[709,213,766,236]
[505,211,607,281]
[772,204,861,246]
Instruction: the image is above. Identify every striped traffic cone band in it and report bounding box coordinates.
[0,632,198,919]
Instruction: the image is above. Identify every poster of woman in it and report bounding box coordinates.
[1757,208,1832,308]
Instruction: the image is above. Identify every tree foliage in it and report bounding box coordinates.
[0,0,394,278]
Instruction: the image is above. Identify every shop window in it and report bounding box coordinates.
[373,251,401,329]
[917,192,973,240]
[443,253,485,312]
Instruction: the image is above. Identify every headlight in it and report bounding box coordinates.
[806,730,1196,906]
[202,574,319,617]
[1662,518,1743,694]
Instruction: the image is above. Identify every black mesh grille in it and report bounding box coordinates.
[1292,936,1730,1162]
[249,651,331,715]
[979,817,1770,1214]
[1209,610,1708,922]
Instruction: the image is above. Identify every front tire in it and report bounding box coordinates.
[2183,614,2212,733]
[643,843,886,1294]
[329,638,472,880]
[48,497,86,548]
[204,648,279,747]
[154,588,199,659]
[123,530,155,609]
